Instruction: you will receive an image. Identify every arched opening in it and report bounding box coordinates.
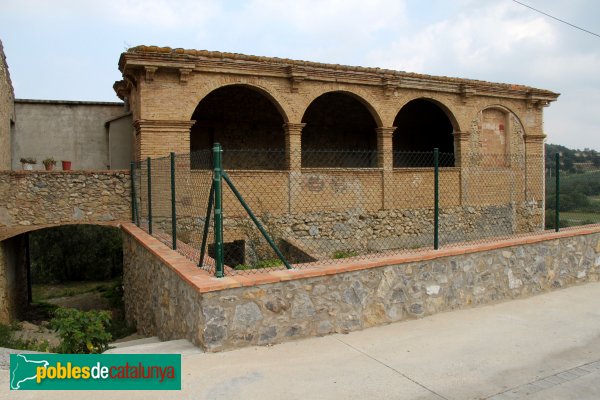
[0,225,130,350]
[301,92,378,168]
[393,99,455,167]
[190,85,286,169]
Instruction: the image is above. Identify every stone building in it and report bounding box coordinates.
[0,40,15,170]
[115,46,559,258]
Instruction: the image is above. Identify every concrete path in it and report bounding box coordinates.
[2,282,600,399]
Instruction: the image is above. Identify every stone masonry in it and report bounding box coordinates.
[0,170,131,241]
[122,223,600,352]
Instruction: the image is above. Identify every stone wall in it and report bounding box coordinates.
[122,229,203,343]
[122,224,600,352]
[151,200,542,265]
[0,171,131,240]
[0,234,28,323]
[0,40,15,170]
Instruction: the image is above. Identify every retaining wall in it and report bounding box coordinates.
[122,223,600,352]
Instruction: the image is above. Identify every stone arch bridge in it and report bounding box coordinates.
[0,170,131,322]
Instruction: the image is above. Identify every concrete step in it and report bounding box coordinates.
[105,337,202,355]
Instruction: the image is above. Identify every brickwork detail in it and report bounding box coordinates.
[116,46,558,165]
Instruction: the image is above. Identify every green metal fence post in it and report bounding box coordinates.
[555,152,560,232]
[434,148,439,249]
[130,162,136,223]
[147,157,152,235]
[213,144,225,278]
[170,152,177,250]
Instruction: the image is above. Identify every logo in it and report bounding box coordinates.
[10,354,181,390]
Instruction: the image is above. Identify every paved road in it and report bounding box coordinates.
[2,282,600,399]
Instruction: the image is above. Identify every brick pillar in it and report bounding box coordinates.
[283,123,305,171]
[133,119,196,161]
[454,131,470,206]
[453,131,470,168]
[376,127,396,210]
[133,120,195,231]
[376,127,396,171]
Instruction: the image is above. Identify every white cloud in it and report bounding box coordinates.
[366,2,556,77]
[2,0,599,149]
[2,0,222,29]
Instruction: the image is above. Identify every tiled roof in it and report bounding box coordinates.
[125,45,558,96]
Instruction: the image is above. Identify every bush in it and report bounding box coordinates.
[51,308,112,354]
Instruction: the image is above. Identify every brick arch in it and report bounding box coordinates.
[0,222,122,242]
[473,104,527,137]
[299,88,384,128]
[392,96,462,133]
[183,79,292,123]
[392,97,457,166]
[469,104,526,164]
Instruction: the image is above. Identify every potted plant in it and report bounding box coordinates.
[42,157,57,171]
[61,160,72,171]
[20,157,37,170]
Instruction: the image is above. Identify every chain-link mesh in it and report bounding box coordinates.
[545,163,600,229]
[130,148,598,277]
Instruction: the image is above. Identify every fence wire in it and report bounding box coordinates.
[131,148,598,277]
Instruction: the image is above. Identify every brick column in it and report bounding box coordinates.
[376,127,396,210]
[454,131,471,207]
[453,131,470,168]
[283,123,305,171]
[375,127,396,171]
[133,119,196,161]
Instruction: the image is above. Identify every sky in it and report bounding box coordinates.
[1,0,599,150]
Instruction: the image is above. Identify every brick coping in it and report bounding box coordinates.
[120,223,600,294]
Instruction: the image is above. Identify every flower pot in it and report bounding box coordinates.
[61,160,72,171]
[44,164,54,171]
[22,163,34,171]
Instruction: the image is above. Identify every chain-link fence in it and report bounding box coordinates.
[130,147,598,277]
[545,154,600,230]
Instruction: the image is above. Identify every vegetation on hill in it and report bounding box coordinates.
[545,143,600,173]
[545,144,600,228]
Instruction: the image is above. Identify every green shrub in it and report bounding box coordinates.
[51,308,112,354]
[332,250,358,259]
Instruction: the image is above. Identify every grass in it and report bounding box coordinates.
[332,250,359,259]
[32,278,121,303]
[560,211,600,224]
[234,259,283,270]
